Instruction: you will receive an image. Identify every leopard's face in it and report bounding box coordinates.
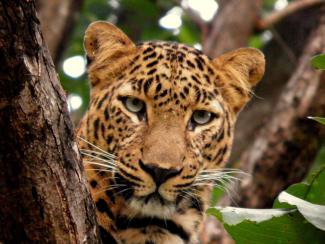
[77,22,264,243]
[109,43,233,214]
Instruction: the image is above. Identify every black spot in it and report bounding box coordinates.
[145,241,154,244]
[155,83,162,93]
[208,67,214,74]
[147,68,157,75]
[143,78,153,94]
[96,199,115,220]
[183,87,189,95]
[90,180,97,188]
[191,75,201,84]
[116,216,189,242]
[186,60,195,68]
[129,64,141,74]
[189,196,203,213]
[93,118,100,139]
[143,47,154,54]
[160,89,168,98]
[143,51,157,60]
[146,60,158,68]
[195,58,204,71]
[106,136,113,144]
[104,107,110,120]
[99,226,117,244]
[105,190,116,204]
[97,93,109,109]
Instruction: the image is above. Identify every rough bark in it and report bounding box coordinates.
[36,0,84,65]
[0,1,99,243]
[233,16,325,208]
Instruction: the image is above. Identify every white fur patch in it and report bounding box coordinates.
[129,198,176,218]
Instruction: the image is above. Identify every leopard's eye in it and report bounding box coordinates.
[191,110,213,125]
[124,97,145,113]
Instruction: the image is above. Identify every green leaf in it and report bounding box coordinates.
[278,191,325,231]
[311,54,325,70]
[273,183,309,209]
[308,116,325,125]
[304,166,325,205]
[207,207,325,244]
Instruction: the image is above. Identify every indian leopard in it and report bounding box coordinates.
[76,21,265,244]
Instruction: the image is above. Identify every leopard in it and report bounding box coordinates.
[76,21,265,244]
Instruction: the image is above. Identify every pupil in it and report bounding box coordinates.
[198,111,205,118]
[132,99,139,106]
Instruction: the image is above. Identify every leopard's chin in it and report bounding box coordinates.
[129,194,176,218]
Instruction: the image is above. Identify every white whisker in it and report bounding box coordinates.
[78,136,117,159]
[81,148,116,160]
[84,160,117,171]
[81,152,117,166]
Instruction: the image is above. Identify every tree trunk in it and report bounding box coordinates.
[36,0,84,66]
[0,1,99,243]
[233,14,325,208]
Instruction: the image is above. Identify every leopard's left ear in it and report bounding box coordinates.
[212,48,265,114]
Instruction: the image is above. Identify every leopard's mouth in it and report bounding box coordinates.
[129,194,177,218]
[143,191,167,205]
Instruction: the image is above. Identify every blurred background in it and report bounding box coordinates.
[36,0,325,242]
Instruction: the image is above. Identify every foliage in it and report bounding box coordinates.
[208,117,325,242]
[309,116,325,125]
[208,166,325,243]
[311,54,325,70]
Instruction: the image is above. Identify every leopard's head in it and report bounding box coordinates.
[78,22,265,219]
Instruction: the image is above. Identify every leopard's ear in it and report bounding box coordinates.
[212,48,265,114]
[84,21,136,87]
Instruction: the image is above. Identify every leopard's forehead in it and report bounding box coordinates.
[116,41,222,111]
[135,41,214,74]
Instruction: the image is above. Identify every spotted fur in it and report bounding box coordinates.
[77,21,265,244]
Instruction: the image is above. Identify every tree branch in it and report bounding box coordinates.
[232,12,325,208]
[203,0,262,57]
[256,0,325,30]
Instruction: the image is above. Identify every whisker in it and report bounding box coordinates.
[78,136,117,159]
[84,160,117,171]
[81,151,117,165]
[81,148,116,160]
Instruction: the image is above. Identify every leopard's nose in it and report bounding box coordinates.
[139,160,183,186]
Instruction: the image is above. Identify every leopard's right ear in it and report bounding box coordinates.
[84,21,135,61]
[84,21,136,87]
